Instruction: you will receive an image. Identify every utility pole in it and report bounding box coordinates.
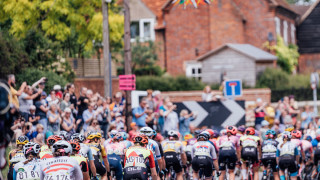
[102,0,112,97]
[123,0,132,130]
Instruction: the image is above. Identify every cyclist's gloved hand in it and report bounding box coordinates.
[90,176,99,180]
[163,168,168,174]
[107,171,111,177]
[217,171,221,177]
[159,170,165,178]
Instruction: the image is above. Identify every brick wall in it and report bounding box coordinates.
[298,53,320,72]
[73,78,120,97]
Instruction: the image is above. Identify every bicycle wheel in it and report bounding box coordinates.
[248,171,253,180]
[267,171,274,180]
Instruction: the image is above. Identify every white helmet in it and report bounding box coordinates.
[59,131,68,140]
[140,127,153,137]
[23,142,41,157]
[168,130,178,138]
[52,140,72,155]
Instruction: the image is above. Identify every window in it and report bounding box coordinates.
[130,19,155,42]
[275,17,280,35]
[291,23,296,44]
[283,20,288,44]
[186,63,202,80]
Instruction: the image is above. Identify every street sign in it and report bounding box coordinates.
[175,100,245,129]
[119,74,136,90]
[224,79,242,97]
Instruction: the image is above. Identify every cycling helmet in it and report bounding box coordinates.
[282,131,292,139]
[140,127,154,137]
[226,126,237,135]
[59,131,68,140]
[285,125,294,132]
[206,129,214,138]
[52,140,72,154]
[152,130,157,137]
[316,135,320,142]
[16,136,29,145]
[23,142,41,157]
[265,129,276,138]
[134,134,148,145]
[168,130,179,138]
[47,135,62,146]
[87,131,102,140]
[245,127,255,135]
[291,130,302,138]
[212,130,219,138]
[220,129,227,136]
[120,132,128,140]
[237,125,246,133]
[197,131,210,141]
[306,136,312,141]
[110,130,118,138]
[194,130,202,137]
[184,133,194,141]
[70,133,85,142]
[69,140,81,152]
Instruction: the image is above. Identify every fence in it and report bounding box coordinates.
[67,58,116,77]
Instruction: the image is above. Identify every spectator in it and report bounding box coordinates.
[34,92,49,132]
[110,92,124,120]
[301,105,313,130]
[61,108,77,138]
[25,122,33,141]
[145,107,156,129]
[10,116,26,141]
[53,85,63,99]
[47,90,59,108]
[77,87,89,131]
[254,98,267,130]
[132,98,147,128]
[202,85,213,102]
[163,102,179,136]
[153,90,162,113]
[101,96,112,138]
[28,105,39,130]
[66,83,77,108]
[33,124,44,145]
[19,86,42,121]
[86,119,101,136]
[179,109,195,136]
[7,74,27,109]
[159,96,170,131]
[128,122,139,141]
[146,89,155,110]
[60,93,71,112]
[47,104,62,135]
[83,103,96,132]
[260,120,270,141]
[114,112,126,131]
[264,103,275,126]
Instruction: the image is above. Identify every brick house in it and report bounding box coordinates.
[296,0,320,72]
[130,0,298,77]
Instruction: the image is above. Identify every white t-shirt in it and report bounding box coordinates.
[163,111,179,132]
[19,92,33,113]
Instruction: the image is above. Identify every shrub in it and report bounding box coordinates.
[16,68,68,93]
[136,76,205,91]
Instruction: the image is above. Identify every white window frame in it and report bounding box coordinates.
[186,63,202,80]
[291,23,296,44]
[275,17,280,35]
[283,20,288,45]
[130,18,155,42]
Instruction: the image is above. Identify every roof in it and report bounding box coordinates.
[197,44,278,61]
[270,0,298,14]
[299,0,320,24]
[290,5,311,16]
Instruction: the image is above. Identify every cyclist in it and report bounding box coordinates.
[184,133,196,178]
[39,140,83,180]
[313,135,320,177]
[151,129,166,178]
[217,126,240,180]
[40,135,62,160]
[104,130,126,180]
[261,129,279,180]
[13,142,41,180]
[162,130,187,180]
[120,131,133,149]
[291,130,306,163]
[59,130,69,140]
[123,134,157,180]
[206,129,219,153]
[8,136,29,180]
[140,127,164,174]
[69,140,90,180]
[191,131,219,180]
[239,127,261,180]
[86,131,110,180]
[70,133,98,180]
[277,131,300,180]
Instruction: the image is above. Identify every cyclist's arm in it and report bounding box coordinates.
[101,145,110,172]
[74,162,84,180]
[148,151,157,180]
[295,147,300,164]
[300,143,306,161]
[276,149,280,164]
[13,168,17,180]
[210,144,219,170]
[180,143,187,165]
[80,161,89,180]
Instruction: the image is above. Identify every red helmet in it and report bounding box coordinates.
[47,135,62,146]
[226,126,237,135]
[206,129,214,138]
[69,140,81,152]
[291,130,302,138]
[245,127,255,135]
[316,135,320,142]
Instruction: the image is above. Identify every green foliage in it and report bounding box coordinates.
[264,36,299,73]
[16,68,68,92]
[286,0,312,4]
[257,68,310,90]
[136,76,205,91]
[131,40,158,70]
[0,31,29,79]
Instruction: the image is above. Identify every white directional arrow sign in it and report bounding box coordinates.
[221,99,246,127]
[182,101,208,127]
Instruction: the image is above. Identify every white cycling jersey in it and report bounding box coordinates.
[39,156,83,180]
[14,159,41,180]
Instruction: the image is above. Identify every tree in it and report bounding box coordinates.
[286,0,313,4]
[131,40,158,70]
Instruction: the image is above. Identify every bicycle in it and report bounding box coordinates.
[245,159,254,180]
[167,166,176,180]
[314,160,320,180]
[263,159,274,180]
[110,167,117,180]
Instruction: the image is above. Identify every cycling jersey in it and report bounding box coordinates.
[70,154,88,173]
[239,135,261,148]
[8,149,26,180]
[217,135,239,171]
[105,141,126,179]
[261,139,279,172]
[240,135,261,163]
[276,141,299,157]
[277,141,299,174]
[86,142,107,176]
[162,140,185,173]
[146,139,161,160]
[40,145,53,160]
[13,159,41,180]
[218,135,239,150]
[191,141,217,159]
[39,156,83,180]
[123,146,155,180]
[79,143,94,161]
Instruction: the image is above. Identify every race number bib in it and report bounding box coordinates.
[45,173,71,180]
[17,171,40,180]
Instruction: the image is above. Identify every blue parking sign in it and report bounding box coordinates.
[224,79,242,97]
